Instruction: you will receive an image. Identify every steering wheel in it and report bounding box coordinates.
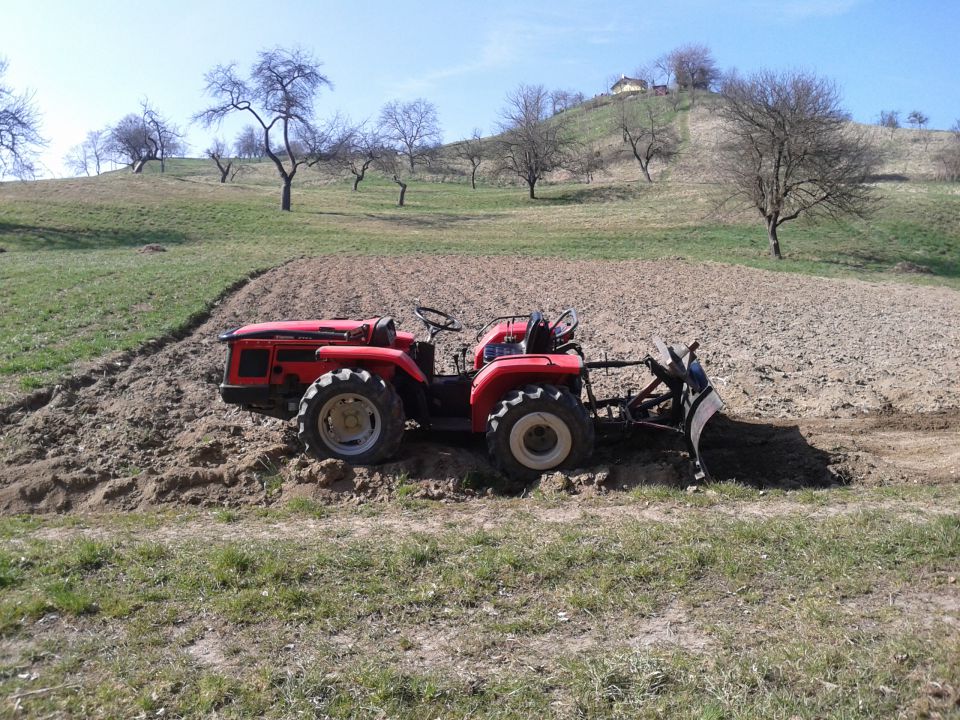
[413,306,463,341]
[550,308,579,339]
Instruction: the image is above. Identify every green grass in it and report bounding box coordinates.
[0,495,957,718]
[1,157,959,395]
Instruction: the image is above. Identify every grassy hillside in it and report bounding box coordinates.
[1,98,959,398]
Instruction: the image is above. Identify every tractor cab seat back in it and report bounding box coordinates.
[479,311,552,364]
[523,311,552,354]
[369,316,397,347]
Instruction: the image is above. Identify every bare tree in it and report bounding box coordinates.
[549,89,585,115]
[567,142,603,183]
[196,47,332,211]
[345,127,380,191]
[141,100,184,173]
[617,97,678,182]
[297,113,353,173]
[234,124,262,159]
[718,69,878,260]
[107,113,154,172]
[906,109,932,149]
[379,98,441,173]
[453,129,484,189]
[934,119,960,181]
[878,109,900,135]
[64,129,108,177]
[906,110,929,131]
[332,121,382,191]
[206,139,233,183]
[631,63,658,91]
[667,43,719,105]
[376,150,409,206]
[0,58,46,179]
[653,53,674,88]
[64,143,93,177]
[494,84,572,199]
[106,101,183,174]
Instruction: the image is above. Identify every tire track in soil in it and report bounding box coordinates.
[1,255,958,513]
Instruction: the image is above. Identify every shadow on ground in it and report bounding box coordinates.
[0,222,189,251]
[698,415,841,489]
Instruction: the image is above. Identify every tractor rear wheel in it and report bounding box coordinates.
[298,368,404,464]
[486,384,594,481]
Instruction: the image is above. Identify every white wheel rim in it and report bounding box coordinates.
[508,412,573,470]
[317,393,382,456]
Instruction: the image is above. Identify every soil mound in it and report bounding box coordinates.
[2,255,959,513]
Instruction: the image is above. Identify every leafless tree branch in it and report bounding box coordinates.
[0,58,46,179]
[617,96,678,182]
[379,99,442,173]
[195,47,332,210]
[493,84,573,199]
[717,69,879,259]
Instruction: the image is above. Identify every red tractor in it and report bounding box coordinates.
[218,307,723,480]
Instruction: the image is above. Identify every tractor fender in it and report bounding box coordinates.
[470,354,583,432]
[315,346,427,385]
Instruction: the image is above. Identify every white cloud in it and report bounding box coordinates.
[385,14,621,98]
[387,31,519,97]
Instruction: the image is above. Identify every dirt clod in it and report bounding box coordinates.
[138,243,167,253]
[537,472,573,494]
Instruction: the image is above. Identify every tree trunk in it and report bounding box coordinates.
[766,219,783,259]
[281,178,292,211]
[408,155,415,173]
[219,161,231,184]
[527,177,536,199]
[132,159,146,174]
[640,160,652,183]
[396,180,407,207]
[470,166,477,190]
[352,174,362,191]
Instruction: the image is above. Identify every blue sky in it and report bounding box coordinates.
[2,0,957,177]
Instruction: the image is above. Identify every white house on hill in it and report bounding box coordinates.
[611,75,648,94]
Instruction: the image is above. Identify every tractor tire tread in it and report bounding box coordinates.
[297,368,404,465]
[486,383,594,482]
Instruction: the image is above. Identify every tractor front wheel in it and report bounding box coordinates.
[486,384,594,481]
[298,368,404,464]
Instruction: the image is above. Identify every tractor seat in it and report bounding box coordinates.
[523,311,552,354]
[369,316,397,347]
[481,311,552,364]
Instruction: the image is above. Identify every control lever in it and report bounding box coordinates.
[454,345,469,375]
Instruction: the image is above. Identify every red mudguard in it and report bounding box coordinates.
[469,354,583,432]
[316,346,427,384]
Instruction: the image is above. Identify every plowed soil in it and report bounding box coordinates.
[2,255,959,513]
